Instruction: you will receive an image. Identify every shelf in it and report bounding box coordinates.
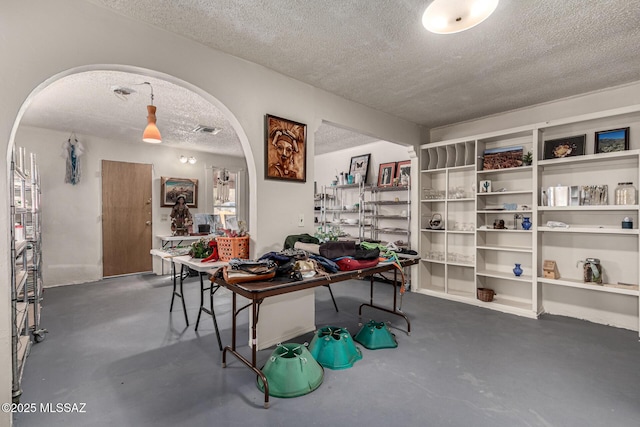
[477,297,534,314]
[538,226,639,234]
[447,261,474,268]
[369,185,409,193]
[371,215,409,220]
[538,205,638,211]
[420,164,473,173]
[421,228,445,232]
[375,228,409,234]
[447,198,475,202]
[421,258,446,264]
[15,302,28,333]
[14,240,27,256]
[477,228,532,233]
[477,269,533,283]
[447,230,474,234]
[365,201,407,206]
[477,245,533,253]
[477,210,533,214]
[15,335,31,379]
[477,190,533,196]
[538,149,640,168]
[538,277,639,296]
[15,271,27,297]
[420,199,446,203]
[477,165,533,175]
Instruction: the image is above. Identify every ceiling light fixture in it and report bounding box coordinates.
[141,82,162,144]
[179,155,197,165]
[422,0,499,34]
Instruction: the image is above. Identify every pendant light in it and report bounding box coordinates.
[142,82,162,143]
[422,0,499,34]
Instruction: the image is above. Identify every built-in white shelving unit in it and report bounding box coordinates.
[418,105,640,335]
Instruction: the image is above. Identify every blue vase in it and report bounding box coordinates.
[522,217,532,230]
[513,263,523,277]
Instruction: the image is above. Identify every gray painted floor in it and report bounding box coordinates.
[15,273,640,427]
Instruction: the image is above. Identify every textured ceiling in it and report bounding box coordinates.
[20,0,640,156]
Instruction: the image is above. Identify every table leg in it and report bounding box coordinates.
[195,272,223,351]
[169,261,177,312]
[222,295,270,408]
[178,265,189,326]
[358,269,411,335]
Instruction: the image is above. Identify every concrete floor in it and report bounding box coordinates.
[15,273,640,426]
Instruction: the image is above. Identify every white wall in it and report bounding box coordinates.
[315,140,413,189]
[15,126,246,286]
[0,1,422,415]
[431,81,640,142]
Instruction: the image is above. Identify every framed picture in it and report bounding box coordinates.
[265,114,307,182]
[543,135,586,160]
[482,146,523,170]
[349,153,371,184]
[479,180,492,193]
[377,162,396,187]
[161,177,198,208]
[595,127,630,153]
[396,160,411,185]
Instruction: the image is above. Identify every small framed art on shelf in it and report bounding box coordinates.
[377,162,396,187]
[543,135,586,160]
[595,127,629,154]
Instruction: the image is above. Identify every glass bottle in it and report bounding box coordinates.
[615,182,637,205]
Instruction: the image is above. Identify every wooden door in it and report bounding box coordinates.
[102,160,152,276]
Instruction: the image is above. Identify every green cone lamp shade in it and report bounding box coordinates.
[308,326,363,370]
[257,343,324,398]
[354,320,398,350]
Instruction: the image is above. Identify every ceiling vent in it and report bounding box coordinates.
[192,125,222,135]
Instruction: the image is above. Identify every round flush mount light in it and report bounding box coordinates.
[422,0,499,34]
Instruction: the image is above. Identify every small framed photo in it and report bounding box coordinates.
[349,153,370,184]
[595,127,629,154]
[543,135,586,160]
[377,162,396,187]
[395,160,411,185]
[479,180,492,193]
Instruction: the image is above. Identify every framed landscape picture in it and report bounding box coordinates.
[595,127,629,154]
[543,135,586,160]
[161,177,198,208]
[265,114,307,182]
[349,153,370,184]
[377,162,396,187]
[482,146,523,170]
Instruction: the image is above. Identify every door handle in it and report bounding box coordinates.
[146,198,152,205]
[145,221,152,225]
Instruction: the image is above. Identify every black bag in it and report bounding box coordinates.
[355,246,380,260]
[319,240,356,259]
